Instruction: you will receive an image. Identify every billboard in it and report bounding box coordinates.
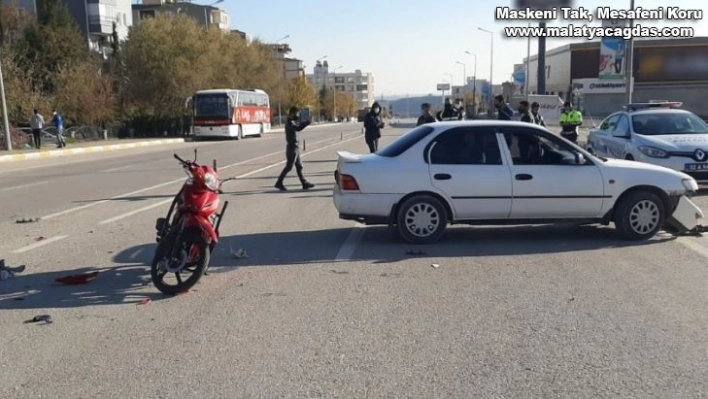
[598,19,627,80]
[635,46,708,82]
[436,83,450,91]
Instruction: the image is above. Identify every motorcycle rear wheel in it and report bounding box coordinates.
[151,228,210,295]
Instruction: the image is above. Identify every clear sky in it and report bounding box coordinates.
[212,0,706,97]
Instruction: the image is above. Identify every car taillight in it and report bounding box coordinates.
[338,174,359,191]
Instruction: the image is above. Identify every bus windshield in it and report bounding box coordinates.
[194,95,230,118]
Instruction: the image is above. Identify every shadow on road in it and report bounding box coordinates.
[0,264,167,310]
[111,224,672,274]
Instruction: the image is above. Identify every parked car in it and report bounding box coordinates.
[586,101,708,183]
[333,120,702,244]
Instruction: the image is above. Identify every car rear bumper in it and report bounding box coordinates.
[333,186,401,223]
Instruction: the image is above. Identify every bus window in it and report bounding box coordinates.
[194,95,230,118]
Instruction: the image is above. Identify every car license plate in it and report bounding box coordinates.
[684,163,708,171]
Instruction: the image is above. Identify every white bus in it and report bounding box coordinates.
[191,88,271,139]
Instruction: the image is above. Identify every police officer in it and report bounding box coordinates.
[274,106,315,191]
[559,101,582,143]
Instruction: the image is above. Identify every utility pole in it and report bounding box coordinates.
[537,20,546,95]
[525,22,531,100]
[0,56,11,151]
[624,0,635,103]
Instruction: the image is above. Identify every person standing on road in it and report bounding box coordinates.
[455,98,465,120]
[436,97,459,121]
[51,110,66,148]
[363,101,384,153]
[29,109,45,149]
[559,101,583,143]
[530,101,546,127]
[274,106,315,192]
[494,95,514,120]
[517,100,535,124]
[416,103,437,126]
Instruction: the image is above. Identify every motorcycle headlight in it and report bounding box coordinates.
[638,145,669,158]
[204,172,219,191]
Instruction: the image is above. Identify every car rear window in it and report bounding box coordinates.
[377,125,434,157]
[632,111,708,135]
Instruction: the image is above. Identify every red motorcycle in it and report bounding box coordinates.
[151,150,233,295]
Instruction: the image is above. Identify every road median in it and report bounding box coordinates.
[0,138,186,163]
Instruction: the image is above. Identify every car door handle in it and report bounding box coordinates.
[515,174,533,181]
[434,173,451,180]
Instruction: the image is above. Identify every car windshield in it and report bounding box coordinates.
[632,112,708,135]
[376,125,434,157]
[194,95,230,118]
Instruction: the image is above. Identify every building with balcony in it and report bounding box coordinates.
[306,61,374,110]
[132,0,229,31]
[269,43,304,80]
[63,0,133,56]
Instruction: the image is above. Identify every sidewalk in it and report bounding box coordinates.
[0,138,185,163]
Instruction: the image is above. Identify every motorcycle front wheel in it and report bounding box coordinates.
[150,227,210,295]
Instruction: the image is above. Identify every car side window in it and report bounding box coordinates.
[502,127,590,166]
[612,115,630,137]
[600,115,619,131]
[427,127,503,165]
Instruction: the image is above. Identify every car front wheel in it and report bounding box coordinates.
[396,195,448,244]
[614,191,665,240]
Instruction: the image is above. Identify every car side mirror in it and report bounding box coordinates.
[575,152,585,165]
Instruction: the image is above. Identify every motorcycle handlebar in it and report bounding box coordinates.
[174,153,188,165]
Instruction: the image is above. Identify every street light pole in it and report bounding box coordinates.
[456,61,466,116]
[273,34,291,126]
[465,51,477,117]
[478,27,494,117]
[0,56,11,151]
[333,65,343,122]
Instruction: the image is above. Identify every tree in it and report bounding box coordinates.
[288,76,317,109]
[321,89,357,120]
[54,58,116,126]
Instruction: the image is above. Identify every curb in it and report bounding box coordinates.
[0,138,185,163]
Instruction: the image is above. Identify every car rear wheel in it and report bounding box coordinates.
[396,195,448,244]
[614,191,665,240]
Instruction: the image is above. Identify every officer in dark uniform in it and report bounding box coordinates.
[274,106,315,191]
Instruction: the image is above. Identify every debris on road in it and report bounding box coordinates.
[405,250,426,256]
[55,271,99,285]
[15,217,40,224]
[431,263,440,268]
[330,270,349,275]
[230,245,249,259]
[35,236,46,241]
[0,259,26,280]
[24,314,53,324]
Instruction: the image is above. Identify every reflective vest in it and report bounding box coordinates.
[559,110,582,132]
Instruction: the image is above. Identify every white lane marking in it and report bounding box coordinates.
[99,199,174,225]
[100,165,132,173]
[99,134,361,225]
[0,180,49,192]
[676,237,708,258]
[12,235,68,254]
[129,248,144,260]
[38,132,361,221]
[334,224,366,262]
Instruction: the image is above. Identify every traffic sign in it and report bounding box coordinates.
[437,83,450,91]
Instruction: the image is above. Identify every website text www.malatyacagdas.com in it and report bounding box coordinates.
[504,24,694,40]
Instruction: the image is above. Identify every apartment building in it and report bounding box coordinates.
[270,43,304,80]
[306,61,374,110]
[132,0,229,31]
[63,0,133,56]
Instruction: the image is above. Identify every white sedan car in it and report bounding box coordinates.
[586,104,708,183]
[333,121,703,244]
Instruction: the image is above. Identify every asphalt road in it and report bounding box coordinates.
[2,122,708,398]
